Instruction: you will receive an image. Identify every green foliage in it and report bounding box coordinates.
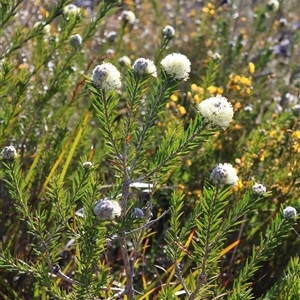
[1,0,300,299]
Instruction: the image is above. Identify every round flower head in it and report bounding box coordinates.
[94,199,121,221]
[132,58,157,77]
[120,10,136,25]
[161,53,191,81]
[283,206,297,219]
[198,95,234,129]
[63,4,80,17]
[33,21,51,35]
[1,145,17,160]
[107,31,117,42]
[292,104,300,117]
[210,163,238,187]
[279,18,288,27]
[252,183,266,194]
[162,25,175,39]
[132,207,144,219]
[69,34,82,48]
[212,52,221,61]
[92,63,122,91]
[82,161,93,169]
[119,55,131,67]
[267,0,280,12]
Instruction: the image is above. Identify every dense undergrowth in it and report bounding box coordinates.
[0,0,299,299]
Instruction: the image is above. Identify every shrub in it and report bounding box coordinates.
[1,0,299,299]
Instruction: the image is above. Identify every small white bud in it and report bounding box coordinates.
[63,4,81,17]
[107,31,117,42]
[252,183,266,194]
[162,25,175,39]
[132,208,144,219]
[212,52,221,60]
[267,0,280,12]
[69,34,82,48]
[119,56,131,67]
[82,161,93,169]
[283,206,297,219]
[1,146,17,160]
[120,10,136,25]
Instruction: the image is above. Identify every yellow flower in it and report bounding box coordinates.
[231,180,244,192]
[216,87,224,94]
[292,143,300,153]
[240,76,252,86]
[246,87,251,94]
[194,94,201,103]
[248,62,255,74]
[191,83,199,92]
[292,131,300,139]
[177,105,187,115]
[207,85,217,93]
[171,94,178,101]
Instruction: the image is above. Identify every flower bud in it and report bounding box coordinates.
[94,199,121,221]
[162,25,175,39]
[1,146,17,160]
[63,4,80,18]
[69,34,82,48]
[82,161,93,169]
[210,163,238,187]
[252,183,266,194]
[132,58,157,77]
[283,206,297,219]
[120,10,136,25]
[132,208,144,219]
[119,56,131,67]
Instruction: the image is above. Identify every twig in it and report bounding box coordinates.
[50,265,81,285]
[175,261,191,297]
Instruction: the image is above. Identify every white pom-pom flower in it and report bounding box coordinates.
[283,206,297,219]
[120,10,136,24]
[198,95,234,129]
[132,208,144,219]
[162,25,175,39]
[82,161,93,169]
[1,145,17,160]
[119,56,131,67]
[33,21,51,35]
[92,63,122,91]
[252,183,267,194]
[267,0,280,12]
[63,4,80,17]
[132,58,157,77]
[210,163,238,187]
[69,34,82,48]
[94,199,121,221]
[161,53,191,81]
